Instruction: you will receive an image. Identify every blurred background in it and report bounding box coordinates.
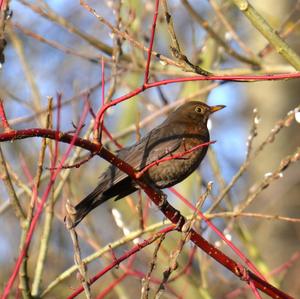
[0,0,299,298]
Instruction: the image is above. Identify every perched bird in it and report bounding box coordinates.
[71,101,225,227]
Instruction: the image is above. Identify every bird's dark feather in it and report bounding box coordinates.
[70,101,221,227]
[72,122,184,226]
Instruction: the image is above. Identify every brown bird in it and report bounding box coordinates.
[71,101,225,227]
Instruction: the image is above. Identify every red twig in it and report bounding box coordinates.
[0,0,7,11]
[145,72,300,85]
[102,125,123,149]
[96,273,128,299]
[53,93,62,168]
[93,71,300,139]
[93,57,105,143]
[19,154,34,184]
[270,251,300,276]
[0,100,11,132]
[249,280,263,299]
[101,57,105,105]
[96,256,136,299]
[135,140,215,179]
[144,0,160,84]
[52,72,299,163]
[46,153,95,170]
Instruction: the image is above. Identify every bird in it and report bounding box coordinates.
[70,101,225,227]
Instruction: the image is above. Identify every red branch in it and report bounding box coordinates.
[94,72,300,139]
[93,57,106,142]
[95,273,127,299]
[144,0,160,84]
[0,0,7,11]
[0,100,11,132]
[226,252,300,298]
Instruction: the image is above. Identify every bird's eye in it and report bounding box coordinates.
[195,106,203,113]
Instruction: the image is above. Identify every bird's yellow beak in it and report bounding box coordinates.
[210,105,226,113]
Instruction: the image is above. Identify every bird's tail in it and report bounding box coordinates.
[66,177,136,228]
[69,187,109,228]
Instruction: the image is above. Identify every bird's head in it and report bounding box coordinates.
[172,101,225,125]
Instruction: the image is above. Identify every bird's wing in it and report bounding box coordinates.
[102,125,183,185]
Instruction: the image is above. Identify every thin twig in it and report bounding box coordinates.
[19,0,115,57]
[14,22,103,63]
[141,233,166,299]
[246,108,259,159]
[162,0,210,75]
[8,27,42,119]
[0,145,26,223]
[238,147,300,212]
[65,200,91,299]
[0,99,11,131]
